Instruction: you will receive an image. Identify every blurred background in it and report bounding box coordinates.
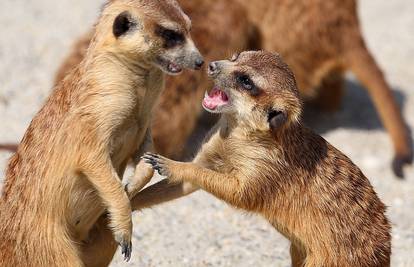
[0,0,413,266]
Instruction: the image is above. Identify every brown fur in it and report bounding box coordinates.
[41,0,412,177]
[143,51,392,266]
[0,0,202,266]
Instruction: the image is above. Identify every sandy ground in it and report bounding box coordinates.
[0,0,413,266]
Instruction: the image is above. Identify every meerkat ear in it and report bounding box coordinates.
[267,109,287,131]
[113,11,134,38]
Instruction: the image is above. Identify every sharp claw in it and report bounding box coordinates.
[142,153,168,175]
[145,152,160,159]
[143,158,156,165]
[120,241,132,262]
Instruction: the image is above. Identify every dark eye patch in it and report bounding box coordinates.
[113,11,135,38]
[155,25,185,48]
[234,72,261,96]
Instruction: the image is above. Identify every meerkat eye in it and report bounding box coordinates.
[237,74,255,91]
[155,26,185,48]
[113,11,135,38]
[230,53,239,62]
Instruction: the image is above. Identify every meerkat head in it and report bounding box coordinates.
[203,51,302,133]
[97,0,204,75]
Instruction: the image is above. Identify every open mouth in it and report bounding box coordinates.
[167,61,182,74]
[156,56,183,75]
[202,87,229,111]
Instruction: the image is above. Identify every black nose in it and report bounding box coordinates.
[208,62,220,76]
[195,58,204,70]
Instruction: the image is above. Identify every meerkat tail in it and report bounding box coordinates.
[0,143,18,152]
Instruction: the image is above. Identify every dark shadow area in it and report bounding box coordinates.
[181,111,219,161]
[302,79,407,135]
[181,78,409,160]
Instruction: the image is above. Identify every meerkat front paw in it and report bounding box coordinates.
[109,202,133,262]
[124,160,154,197]
[142,153,173,177]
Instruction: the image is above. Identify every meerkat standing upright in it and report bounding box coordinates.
[0,0,203,266]
[143,51,391,266]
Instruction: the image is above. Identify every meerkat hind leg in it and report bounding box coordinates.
[309,68,344,112]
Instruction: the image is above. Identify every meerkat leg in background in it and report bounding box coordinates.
[346,36,412,177]
[310,68,345,112]
[54,31,93,85]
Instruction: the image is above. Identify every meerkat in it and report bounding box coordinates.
[142,51,391,267]
[0,0,203,266]
[32,0,412,177]
[47,0,254,159]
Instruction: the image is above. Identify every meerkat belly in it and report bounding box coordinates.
[111,124,142,167]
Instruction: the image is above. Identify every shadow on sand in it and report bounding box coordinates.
[302,79,407,134]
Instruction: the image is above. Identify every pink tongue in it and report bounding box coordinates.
[203,88,228,110]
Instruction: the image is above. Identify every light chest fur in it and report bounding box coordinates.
[68,67,164,241]
[198,120,280,187]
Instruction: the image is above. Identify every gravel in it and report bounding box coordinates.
[0,0,413,266]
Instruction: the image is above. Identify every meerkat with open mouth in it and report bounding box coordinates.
[0,0,203,266]
[143,51,391,267]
